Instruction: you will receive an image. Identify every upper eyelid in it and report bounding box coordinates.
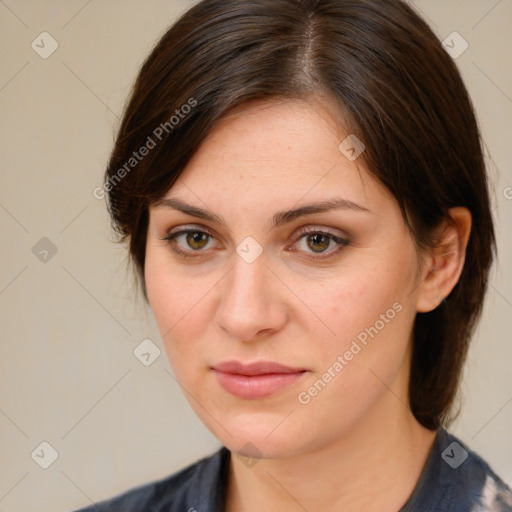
[163,223,346,240]
[164,224,217,239]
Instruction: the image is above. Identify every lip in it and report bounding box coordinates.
[211,360,307,399]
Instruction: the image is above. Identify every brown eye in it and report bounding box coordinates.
[161,227,217,258]
[291,227,350,260]
[306,233,331,253]
[185,231,210,250]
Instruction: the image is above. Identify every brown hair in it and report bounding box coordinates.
[103,0,495,430]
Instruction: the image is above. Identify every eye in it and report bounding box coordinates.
[288,227,350,259]
[160,225,350,260]
[160,226,218,258]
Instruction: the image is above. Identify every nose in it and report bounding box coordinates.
[215,252,288,342]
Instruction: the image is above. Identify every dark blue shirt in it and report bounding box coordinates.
[73,428,512,511]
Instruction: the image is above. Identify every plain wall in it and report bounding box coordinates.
[0,1,510,510]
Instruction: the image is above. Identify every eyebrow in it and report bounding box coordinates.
[153,197,371,228]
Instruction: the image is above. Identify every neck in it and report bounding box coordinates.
[225,401,437,512]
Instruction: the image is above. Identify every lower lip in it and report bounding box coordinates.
[213,370,306,399]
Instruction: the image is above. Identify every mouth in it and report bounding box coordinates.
[211,360,308,399]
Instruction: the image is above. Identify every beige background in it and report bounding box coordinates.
[0,1,511,510]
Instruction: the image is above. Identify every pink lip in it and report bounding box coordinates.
[212,360,307,399]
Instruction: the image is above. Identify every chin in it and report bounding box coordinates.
[231,439,294,460]
[213,424,308,460]
[188,396,323,459]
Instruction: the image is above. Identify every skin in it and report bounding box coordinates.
[145,97,471,511]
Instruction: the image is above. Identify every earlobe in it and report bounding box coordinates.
[416,207,472,313]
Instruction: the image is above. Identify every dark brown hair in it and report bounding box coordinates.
[103,0,495,429]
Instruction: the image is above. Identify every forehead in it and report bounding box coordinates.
[159,98,396,218]
[191,97,345,169]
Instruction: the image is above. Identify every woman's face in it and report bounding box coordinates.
[145,98,426,458]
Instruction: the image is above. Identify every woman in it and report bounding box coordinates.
[75,0,512,510]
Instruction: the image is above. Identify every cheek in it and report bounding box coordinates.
[296,288,413,424]
[293,249,417,401]
[144,254,217,377]
[300,268,409,352]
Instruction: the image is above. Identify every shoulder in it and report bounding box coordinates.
[71,446,229,512]
[414,429,512,512]
[452,433,512,512]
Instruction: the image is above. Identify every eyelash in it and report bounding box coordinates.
[159,225,350,261]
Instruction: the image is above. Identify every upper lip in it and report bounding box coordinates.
[212,360,306,376]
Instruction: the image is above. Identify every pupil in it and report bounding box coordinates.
[188,231,208,249]
[309,233,329,252]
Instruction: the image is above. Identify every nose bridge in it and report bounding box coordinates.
[226,251,270,315]
[215,248,285,340]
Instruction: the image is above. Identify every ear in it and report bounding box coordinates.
[416,207,472,313]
